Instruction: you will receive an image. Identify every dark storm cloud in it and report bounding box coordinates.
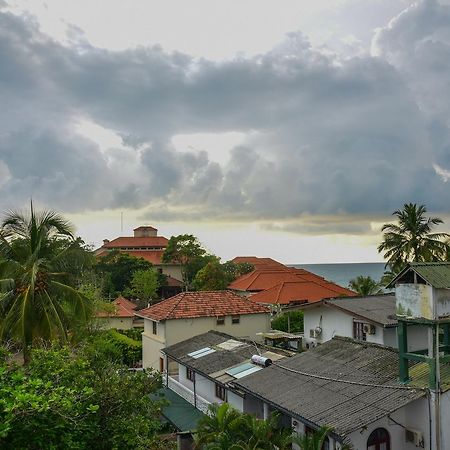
[0,1,449,226]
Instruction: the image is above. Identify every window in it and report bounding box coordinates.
[152,321,157,335]
[215,383,226,400]
[367,428,390,450]
[353,321,366,341]
[186,367,195,382]
[231,315,240,324]
[216,316,225,325]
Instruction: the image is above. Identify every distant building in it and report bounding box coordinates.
[136,290,271,371]
[95,225,183,282]
[229,256,355,310]
[95,296,142,330]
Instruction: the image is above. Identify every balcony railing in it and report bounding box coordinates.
[163,373,212,415]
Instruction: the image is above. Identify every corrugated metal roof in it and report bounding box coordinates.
[233,337,425,438]
[391,262,450,289]
[326,294,397,326]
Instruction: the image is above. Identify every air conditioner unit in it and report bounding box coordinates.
[309,327,322,338]
[405,428,424,448]
[363,323,376,335]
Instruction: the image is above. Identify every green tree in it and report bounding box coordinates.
[348,275,381,296]
[0,345,167,449]
[378,203,450,273]
[95,251,153,297]
[222,261,254,281]
[0,205,92,363]
[192,260,229,290]
[271,311,304,333]
[194,403,293,450]
[128,268,159,306]
[293,426,352,450]
[162,234,211,289]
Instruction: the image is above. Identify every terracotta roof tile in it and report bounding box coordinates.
[249,281,356,305]
[102,236,168,248]
[96,296,137,318]
[125,250,165,264]
[136,290,269,321]
[231,256,285,269]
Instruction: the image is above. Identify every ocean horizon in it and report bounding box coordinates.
[290,262,386,289]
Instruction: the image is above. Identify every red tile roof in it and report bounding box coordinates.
[231,256,286,269]
[136,290,269,321]
[249,281,355,305]
[102,236,168,248]
[96,296,137,318]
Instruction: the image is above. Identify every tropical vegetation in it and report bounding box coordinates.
[0,344,168,450]
[348,275,381,296]
[378,203,450,277]
[0,204,92,363]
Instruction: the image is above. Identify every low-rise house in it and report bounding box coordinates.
[95,225,183,281]
[95,296,142,330]
[233,336,442,449]
[136,291,271,370]
[299,294,427,350]
[156,331,291,447]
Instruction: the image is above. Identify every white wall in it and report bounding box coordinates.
[142,320,166,370]
[228,391,244,411]
[348,397,429,450]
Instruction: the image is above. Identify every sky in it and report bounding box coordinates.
[1,0,450,263]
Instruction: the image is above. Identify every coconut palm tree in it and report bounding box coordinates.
[0,204,92,363]
[378,203,450,272]
[348,275,381,296]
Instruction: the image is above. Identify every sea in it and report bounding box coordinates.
[290,262,386,289]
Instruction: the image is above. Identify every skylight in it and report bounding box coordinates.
[226,362,262,378]
[187,347,216,359]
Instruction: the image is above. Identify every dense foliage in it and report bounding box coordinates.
[194,403,293,450]
[0,346,167,450]
[192,260,255,291]
[0,205,92,363]
[271,311,304,333]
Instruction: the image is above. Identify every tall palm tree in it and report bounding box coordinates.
[348,276,381,296]
[378,203,450,272]
[0,204,92,363]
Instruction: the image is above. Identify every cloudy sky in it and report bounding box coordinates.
[1,0,450,263]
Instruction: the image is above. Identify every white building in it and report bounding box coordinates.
[136,290,271,371]
[300,294,427,350]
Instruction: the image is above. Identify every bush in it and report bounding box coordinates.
[0,346,166,450]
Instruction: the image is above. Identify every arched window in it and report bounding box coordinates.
[367,428,390,450]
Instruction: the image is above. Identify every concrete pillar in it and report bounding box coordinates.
[263,402,269,420]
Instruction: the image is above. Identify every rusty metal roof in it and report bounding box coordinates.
[390,262,450,289]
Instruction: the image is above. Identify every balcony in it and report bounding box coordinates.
[163,373,212,415]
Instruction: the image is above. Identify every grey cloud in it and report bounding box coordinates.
[0,2,449,230]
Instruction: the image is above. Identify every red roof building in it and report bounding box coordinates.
[96,295,137,318]
[137,290,269,321]
[228,256,356,307]
[95,225,183,282]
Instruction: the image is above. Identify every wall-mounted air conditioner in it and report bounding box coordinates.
[405,428,424,448]
[363,323,376,335]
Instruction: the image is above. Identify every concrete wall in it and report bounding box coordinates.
[142,313,270,370]
[348,397,429,450]
[164,313,270,347]
[96,317,134,330]
[303,306,353,343]
[158,264,183,281]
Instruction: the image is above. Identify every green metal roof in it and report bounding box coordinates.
[153,387,205,432]
[392,262,450,289]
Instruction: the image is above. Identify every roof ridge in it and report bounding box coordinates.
[165,292,187,319]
